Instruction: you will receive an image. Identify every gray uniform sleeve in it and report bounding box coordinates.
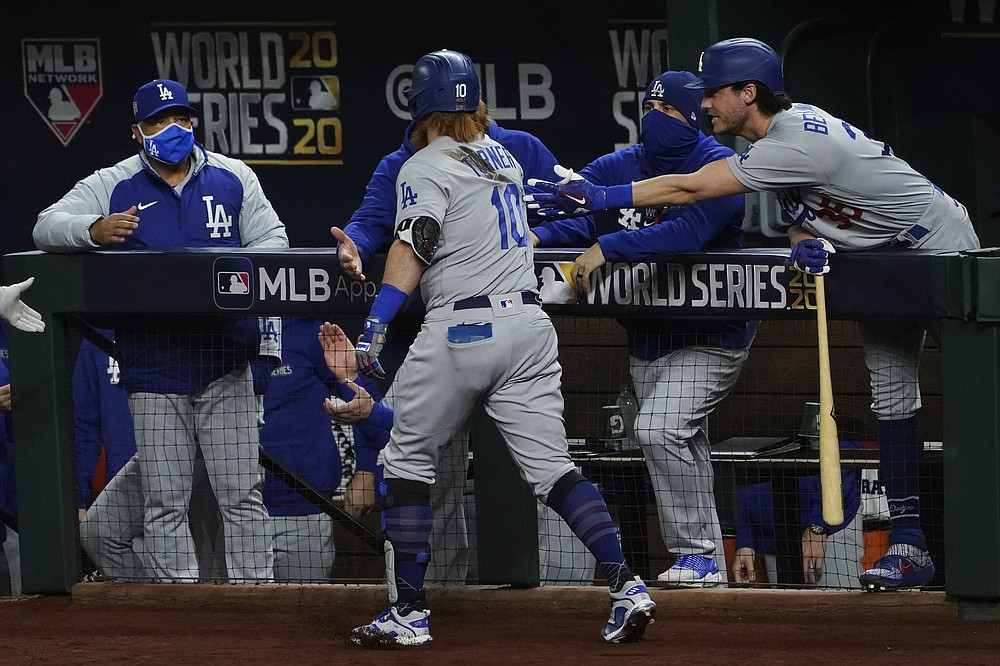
[34,172,109,252]
[727,138,827,193]
[230,159,288,249]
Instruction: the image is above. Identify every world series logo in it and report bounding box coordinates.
[22,38,103,147]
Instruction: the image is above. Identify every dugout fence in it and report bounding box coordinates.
[3,247,997,613]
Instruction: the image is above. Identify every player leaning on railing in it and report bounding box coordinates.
[527,37,981,592]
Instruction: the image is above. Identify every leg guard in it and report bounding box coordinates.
[382,479,432,606]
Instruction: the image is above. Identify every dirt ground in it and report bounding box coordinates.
[1,584,999,665]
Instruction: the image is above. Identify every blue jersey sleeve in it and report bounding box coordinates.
[341,139,411,263]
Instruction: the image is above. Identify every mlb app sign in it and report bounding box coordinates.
[214,256,254,310]
[22,39,103,147]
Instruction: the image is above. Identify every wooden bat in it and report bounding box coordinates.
[815,274,844,525]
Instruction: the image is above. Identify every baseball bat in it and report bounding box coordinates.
[815,274,844,525]
[258,446,386,552]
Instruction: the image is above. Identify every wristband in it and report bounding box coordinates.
[368,283,408,324]
[604,184,634,210]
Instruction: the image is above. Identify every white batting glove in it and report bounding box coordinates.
[0,278,45,333]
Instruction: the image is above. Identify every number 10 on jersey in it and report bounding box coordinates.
[492,183,527,249]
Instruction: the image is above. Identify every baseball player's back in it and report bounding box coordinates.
[397,135,537,309]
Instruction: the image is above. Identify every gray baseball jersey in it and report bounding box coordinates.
[727,103,980,253]
[380,134,575,499]
[396,136,538,307]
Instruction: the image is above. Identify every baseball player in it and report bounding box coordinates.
[73,331,138,518]
[34,78,288,582]
[77,319,286,581]
[348,50,655,648]
[331,52,590,586]
[533,70,756,586]
[527,37,981,591]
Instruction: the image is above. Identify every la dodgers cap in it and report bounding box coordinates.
[133,79,196,121]
[642,71,703,128]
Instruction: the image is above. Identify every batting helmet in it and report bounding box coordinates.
[406,50,480,122]
[684,37,784,95]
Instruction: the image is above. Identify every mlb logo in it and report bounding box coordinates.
[218,272,250,294]
[213,256,254,310]
[499,298,514,309]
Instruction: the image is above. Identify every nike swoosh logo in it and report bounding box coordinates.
[564,194,586,205]
[137,201,158,210]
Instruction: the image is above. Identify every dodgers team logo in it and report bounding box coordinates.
[213,256,254,310]
[22,39,103,147]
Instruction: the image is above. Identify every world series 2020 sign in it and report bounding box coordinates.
[149,24,342,165]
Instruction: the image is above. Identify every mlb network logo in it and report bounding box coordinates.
[22,38,103,147]
[213,257,254,310]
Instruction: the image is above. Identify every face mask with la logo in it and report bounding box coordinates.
[140,123,194,165]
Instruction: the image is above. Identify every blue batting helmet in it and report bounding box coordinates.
[406,50,480,122]
[684,37,784,95]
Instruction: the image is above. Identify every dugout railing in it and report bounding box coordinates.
[2,247,997,612]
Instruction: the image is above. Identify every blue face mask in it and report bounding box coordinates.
[640,111,699,175]
[139,122,194,165]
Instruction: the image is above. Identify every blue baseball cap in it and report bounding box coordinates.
[133,79,195,121]
[642,71,703,128]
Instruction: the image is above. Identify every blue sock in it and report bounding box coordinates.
[550,479,634,591]
[382,502,433,611]
[879,416,927,550]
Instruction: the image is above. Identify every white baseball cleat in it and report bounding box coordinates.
[351,606,432,648]
[602,576,656,643]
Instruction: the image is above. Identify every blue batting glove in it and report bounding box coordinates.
[525,165,608,218]
[355,317,388,379]
[788,237,836,275]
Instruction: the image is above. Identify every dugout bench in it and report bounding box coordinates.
[3,247,999,616]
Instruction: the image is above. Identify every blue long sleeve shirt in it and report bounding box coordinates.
[532,134,756,359]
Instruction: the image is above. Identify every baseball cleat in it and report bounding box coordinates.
[350,606,432,648]
[860,544,935,591]
[602,576,656,643]
[656,554,723,587]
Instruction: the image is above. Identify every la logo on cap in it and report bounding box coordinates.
[157,82,175,101]
[650,81,665,98]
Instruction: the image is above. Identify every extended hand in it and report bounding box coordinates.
[319,321,358,382]
[0,277,45,333]
[331,226,366,281]
[525,165,608,219]
[355,317,387,379]
[788,237,836,275]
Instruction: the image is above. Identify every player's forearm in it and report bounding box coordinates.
[380,240,423,299]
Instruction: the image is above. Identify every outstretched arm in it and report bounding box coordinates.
[630,158,749,208]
